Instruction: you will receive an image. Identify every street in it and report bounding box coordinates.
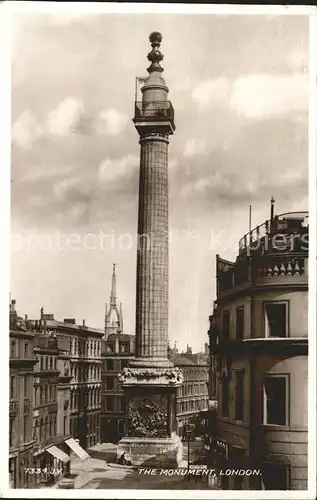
[56,443,214,490]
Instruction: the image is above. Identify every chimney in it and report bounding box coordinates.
[270,196,275,222]
[83,319,85,327]
[64,318,76,325]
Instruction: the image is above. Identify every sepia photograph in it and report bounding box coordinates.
[1,2,316,498]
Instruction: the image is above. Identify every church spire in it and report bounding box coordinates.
[104,263,123,338]
[110,263,117,306]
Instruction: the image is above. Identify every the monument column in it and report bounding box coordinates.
[117,32,183,467]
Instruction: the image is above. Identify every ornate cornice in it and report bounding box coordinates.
[118,366,184,386]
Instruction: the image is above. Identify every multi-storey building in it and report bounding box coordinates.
[101,264,135,443]
[9,300,37,488]
[32,310,103,450]
[169,349,209,436]
[101,334,135,443]
[208,207,309,490]
[31,329,71,487]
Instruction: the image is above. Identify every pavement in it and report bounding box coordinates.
[54,443,211,490]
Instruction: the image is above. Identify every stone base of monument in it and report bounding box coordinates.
[117,433,183,468]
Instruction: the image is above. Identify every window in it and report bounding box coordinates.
[222,311,230,340]
[222,378,229,418]
[63,416,67,436]
[121,359,128,370]
[40,357,44,370]
[45,357,48,370]
[265,302,288,337]
[222,475,230,490]
[118,419,124,434]
[24,342,29,358]
[263,376,288,426]
[236,306,244,340]
[24,377,29,398]
[50,357,53,370]
[10,376,16,399]
[262,463,289,490]
[40,418,43,441]
[235,371,244,421]
[9,418,14,447]
[34,386,38,407]
[106,378,114,390]
[106,396,114,411]
[106,359,114,371]
[10,340,16,358]
[234,475,243,490]
[23,415,28,442]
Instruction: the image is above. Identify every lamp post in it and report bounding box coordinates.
[183,421,195,469]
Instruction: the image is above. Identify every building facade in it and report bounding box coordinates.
[169,351,209,436]
[101,333,135,443]
[9,300,37,488]
[101,263,135,443]
[208,208,309,490]
[33,310,103,450]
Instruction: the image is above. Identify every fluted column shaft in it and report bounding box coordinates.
[135,133,169,360]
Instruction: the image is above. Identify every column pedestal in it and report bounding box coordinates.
[117,366,183,467]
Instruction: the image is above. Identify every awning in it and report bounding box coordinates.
[46,445,70,463]
[65,438,89,460]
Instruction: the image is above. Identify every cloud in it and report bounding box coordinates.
[53,177,82,200]
[21,165,73,184]
[231,73,308,119]
[98,154,139,183]
[183,138,206,158]
[94,109,129,136]
[192,77,230,107]
[46,97,85,136]
[192,73,308,119]
[12,101,128,150]
[169,158,179,170]
[12,110,43,149]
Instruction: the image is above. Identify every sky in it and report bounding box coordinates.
[10,10,309,352]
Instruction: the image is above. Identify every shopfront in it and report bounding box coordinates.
[32,442,70,487]
[202,436,251,489]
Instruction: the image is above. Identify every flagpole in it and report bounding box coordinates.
[249,205,252,245]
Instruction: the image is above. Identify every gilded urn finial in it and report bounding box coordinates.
[147,31,164,73]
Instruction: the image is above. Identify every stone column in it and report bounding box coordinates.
[135,133,169,362]
[117,32,183,468]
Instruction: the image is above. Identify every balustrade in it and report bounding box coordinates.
[257,257,306,279]
[134,101,174,121]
